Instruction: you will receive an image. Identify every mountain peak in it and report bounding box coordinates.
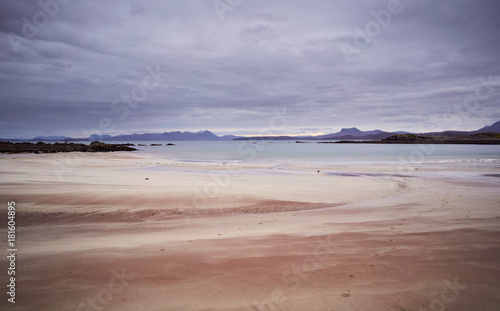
[476,121,500,133]
[339,127,362,134]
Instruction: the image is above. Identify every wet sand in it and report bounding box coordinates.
[1,152,500,310]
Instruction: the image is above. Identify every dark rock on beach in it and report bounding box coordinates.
[0,141,137,154]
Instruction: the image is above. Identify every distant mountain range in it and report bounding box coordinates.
[310,127,410,140]
[88,130,239,141]
[7,130,239,142]
[2,121,499,142]
[235,121,500,141]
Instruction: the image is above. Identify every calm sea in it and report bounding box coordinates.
[115,141,500,165]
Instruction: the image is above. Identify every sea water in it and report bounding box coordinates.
[122,141,500,165]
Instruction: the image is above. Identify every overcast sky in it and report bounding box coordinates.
[1,0,499,138]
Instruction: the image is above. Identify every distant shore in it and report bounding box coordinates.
[299,133,500,145]
[325,140,500,145]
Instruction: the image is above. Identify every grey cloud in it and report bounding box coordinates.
[1,0,499,138]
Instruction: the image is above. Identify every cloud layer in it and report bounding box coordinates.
[1,0,499,138]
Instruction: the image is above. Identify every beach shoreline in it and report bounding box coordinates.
[1,152,500,310]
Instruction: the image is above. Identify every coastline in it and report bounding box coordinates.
[1,153,500,310]
[0,140,137,153]
[333,140,500,144]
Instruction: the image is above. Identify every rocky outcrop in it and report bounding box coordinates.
[88,141,137,152]
[331,133,500,145]
[0,141,137,154]
[383,134,434,142]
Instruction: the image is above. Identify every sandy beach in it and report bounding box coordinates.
[1,152,500,310]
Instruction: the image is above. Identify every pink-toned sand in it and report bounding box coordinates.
[1,152,499,310]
